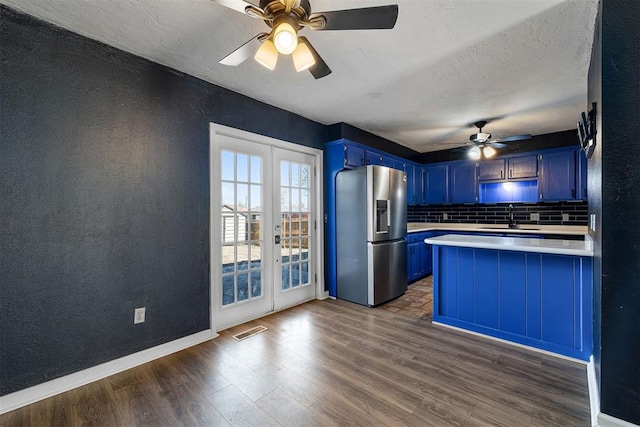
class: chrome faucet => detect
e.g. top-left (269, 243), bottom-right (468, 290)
top-left (508, 204), bottom-right (516, 229)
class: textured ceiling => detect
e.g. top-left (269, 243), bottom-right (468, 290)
top-left (2, 0), bottom-right (598, 153)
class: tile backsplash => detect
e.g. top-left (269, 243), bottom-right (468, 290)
top-left (407, 201), bottom-right (588, 226)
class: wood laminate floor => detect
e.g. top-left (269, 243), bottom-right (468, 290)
top-left (1, 298), bottom-right (590, 426)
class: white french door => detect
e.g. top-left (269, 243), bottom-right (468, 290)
top-left (210, 125), bottom-right (321, 330)
top-left (273, 148), bottom-right (316, 310)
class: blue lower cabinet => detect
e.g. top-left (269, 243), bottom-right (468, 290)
top-left (432, 245), bottom-right (593, 361)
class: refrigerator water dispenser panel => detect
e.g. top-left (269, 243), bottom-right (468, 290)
top-left (376, 199), bottom-right (390, 234)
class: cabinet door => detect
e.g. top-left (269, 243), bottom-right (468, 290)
top-left (404, 163), bottom-right (418, 206)
top-left (424, 164), bottom-right (449, 204)
top-left (344, 144), bottom-right (365, 168)
top-left (507, 155), bottom-right (538, 179)
top-left (478, 158), bottom-right (505, 181)
top-left (407, 242), bottom-right (420, 282)
top-left (539, 150), bottom-right (576, 201)
top-left (418, 238), bottom-right (432, 278)
top-left (365, 150), bottom-right (383, 166)
top-left (449, 161), bottom-right (478, 203)
top-left (365, 150), bottom-right (394, 168)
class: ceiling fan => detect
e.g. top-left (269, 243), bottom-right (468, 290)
top-left (465, 120), bottom-right (531, 159)
top-left (213, 0), bottom-right (399, 79)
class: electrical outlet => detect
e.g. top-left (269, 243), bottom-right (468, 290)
top-left (530, 213), bottom-right (540, 221)
top-left (562, 213), bottom-right (570, 222)
top-left (442, 213), bottom-right (448, 220)
top-left (134, 307), bottom-right (145, 324)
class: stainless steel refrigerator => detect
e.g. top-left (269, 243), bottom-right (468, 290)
top-left (335, 165), bottom-right (407, 306)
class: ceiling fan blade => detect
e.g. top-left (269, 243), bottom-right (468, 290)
top-left (212, 0), bottom-right (261, 16)
top-left (298, 37), bottom-right (332, 79)
top-left (219, 33), bottom-right (267, 66)
top-left (496, 134), bottom-right (532, 143)
top-left (310, 5), bottom-right (398, 31)
top-left (488, 141), bottom-right (507, 148)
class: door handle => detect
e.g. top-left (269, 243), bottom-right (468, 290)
top-left (274, 235), bottom-right (281, 244)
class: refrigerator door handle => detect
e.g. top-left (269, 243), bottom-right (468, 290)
top-left (387, 199), bottom-right (391, 227)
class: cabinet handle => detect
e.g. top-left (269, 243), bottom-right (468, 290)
top-left (509, 169), bottom-right (512, 178)
top-left (539, 194), bottom-right (543, 200)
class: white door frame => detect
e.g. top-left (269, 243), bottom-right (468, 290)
top-left (209, 123), bottom-right (325, 332)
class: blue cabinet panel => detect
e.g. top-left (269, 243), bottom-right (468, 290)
top-left (507, 155), bottom-right (538, 179)
top-left (365, 150), bottom-right (394, 167)
top-left (457, 248), bottom-right (475, 323)
top-left (499, 252), bottom-right (527, 335)
top-left (540, 254), bottom-right (575, 348)
top-left (449, 161), bottom-right (478, 203)
top-left (473, 249), bottom-right (499, 328)
top-left (407, 242), bottom-right (421, 282)
top-left (539, 150), bottom-right (576, 201)
top-left (424, 164), bottom-right (449, 204)
top-left (344, 144), bottom-right (365, 168)
top-left (440, 247), bottom-right (458, 317)
top-left (525, 254), bottom-right (542, 340)
top-left (478, 158), bottom-right (505, 181)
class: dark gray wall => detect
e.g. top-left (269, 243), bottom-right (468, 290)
top-left (0, 5), bottom-right (326, 396)
top-left (587, 0), bottom-right (603, 397)
top-left (591, 0), bottom-right (640, 424)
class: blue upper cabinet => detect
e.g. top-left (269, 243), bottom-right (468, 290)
top-left (366, 150), bottom-right (394, 168)
top-left (539, 149), bottom-right (577, 201)
top-left (478, 158), bottom-right (505, 181)
top-left (449, 161), bottom-right (478, 203)
top-left (424, 163), bottom-right (449, 204)
top-left (344, 144), bottom-right (365, 168)
top-left (479, 155), bottom-right (537, 181)
top-left (395, 160), bottom-right (419, 205)
top-left (507, 155), bottom-right (538, 179)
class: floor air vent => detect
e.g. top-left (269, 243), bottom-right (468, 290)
top-left (232, 325), bottom-right (268, 341)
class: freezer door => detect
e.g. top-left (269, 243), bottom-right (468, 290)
top-left (389, 168), bottom-right (408, 240)
top-left (367, 240), bottom-right (407, 306)
top-left (367, 166), bottom-right (392, 242)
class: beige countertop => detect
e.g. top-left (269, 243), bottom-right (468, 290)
top-left (408, 222), bottom-right (588, 236)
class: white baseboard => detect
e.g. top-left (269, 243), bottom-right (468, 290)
top-left (0, 329), bottom-right (216, 415)
top-left (587, 355), bottom-right (600, 426)
top-left (598, 413), bottom-right (640, 427)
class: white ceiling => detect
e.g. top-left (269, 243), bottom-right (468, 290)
top-left (2, 0), bottom-right (598, 153)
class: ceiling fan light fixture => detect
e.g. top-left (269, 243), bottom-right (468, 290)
top-left (254, 38), bottom-right (278, 70)
top-left (273, 21), bottom-right (298, 55)
top-left (483, 146), bottom-right (497, 158)
top-left (468, 146), bottom-right (481, 160)
top-left (292, 42), bottom-right (315, 72)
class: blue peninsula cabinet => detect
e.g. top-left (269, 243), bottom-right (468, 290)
top-left (425, 234), bottom-right (593, 361)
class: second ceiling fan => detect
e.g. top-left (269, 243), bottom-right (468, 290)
top-left (465, 120), bottom-right (531, 159)
top-left (214, 0), bottom-right (399, 78)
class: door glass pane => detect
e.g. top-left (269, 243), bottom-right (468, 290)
top-left (281, 265), bottom-right (290, 290)
top-left (222, 275), bottom-right (235, 305)
top-left (221, 150), bottom-right (264, 307)
top-left (237, 154), bottom-right (248, 182)
top-left (250, 156), bottom-right (261, 184)
top-left (250, 271), bottom-right (262, 298)
top-left (237, 273), bottom-right (249, 302)
top-left (281, 162), bottom-right (289, 186)
top-left (222, 151), bottom-right (234, 181)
